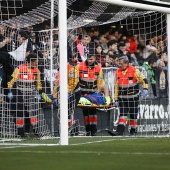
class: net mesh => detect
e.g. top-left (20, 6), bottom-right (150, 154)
top-left (0, 0), bottom-right (23, 21)
top-left (1, 0), bottom-right (151, 29)
top-left (0, 1), bottom-right (169, 143)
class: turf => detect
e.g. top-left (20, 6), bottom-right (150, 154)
top-left (0, 137), bottom-right (170, 170)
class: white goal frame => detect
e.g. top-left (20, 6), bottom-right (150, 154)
top-left (58, 0), bottom-right (68, 145)
top-left (59, 0), bottom-right (170, 145)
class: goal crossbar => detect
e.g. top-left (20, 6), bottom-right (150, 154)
top-left (94, 0), bottom-right (170, 13)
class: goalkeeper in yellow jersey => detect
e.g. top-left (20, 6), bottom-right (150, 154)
top-left (52, 52), bottom-right (81, 106)
top-left (107, 55), bottom-right (148, 137)
top-left (50, 53), bottom-right (81, 135)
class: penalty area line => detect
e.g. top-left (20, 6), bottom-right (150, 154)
top-left (70, 137), bottom-right (137, 146)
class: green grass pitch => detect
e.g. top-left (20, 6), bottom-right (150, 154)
top-left (0, 137), bottom-right (170, 170)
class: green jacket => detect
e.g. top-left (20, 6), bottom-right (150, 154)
top-left (142, 63), bottom-right (156, 84)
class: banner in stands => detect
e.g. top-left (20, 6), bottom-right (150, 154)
top-left (137, 98), bottom-right (169, 134)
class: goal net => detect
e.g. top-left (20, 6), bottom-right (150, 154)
top-left (0, 0), bottom-right (169, 145)
top-left (119, 12), bottom-right (169, 136)
top-left (0, 0), bottom-right (23, 21)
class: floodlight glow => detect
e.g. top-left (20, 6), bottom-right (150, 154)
top-left (83, 19), bottom-right (95, 23)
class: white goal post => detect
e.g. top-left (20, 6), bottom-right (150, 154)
top-left (59, 0), bottom-right (170, 145)
top-left (58, 0), bottom-right (68, 145)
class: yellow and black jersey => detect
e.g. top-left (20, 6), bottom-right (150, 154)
top-left (53, 62), bottom-right (79, 99)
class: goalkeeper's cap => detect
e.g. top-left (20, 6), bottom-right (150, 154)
top-left (118, 55), bottom-right (129, 63)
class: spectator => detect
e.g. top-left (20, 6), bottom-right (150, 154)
top-left (99, 34), bottom-right (109, 53)
top-left (30, 39), bottom-right (46, 93)
top-left (0, 25), bottom-right (13, 94)
top-left (107, 40), bottom-right (118, 55)
top-left (53, 29), bottom-right (58, 42)
top-left (77, 34), bottom-right (90, 62)
top-left (145, 53), bottom-right (158, 64)
top-left (137, 32), bottom-right (146, 52)
top-left (155, 53), bottom-right (168, 97)
top-left (127, 33), bottom-right (138, 54)
top-left (156, 52), bottom-right (168, 69)
top-left (113, 30), bottom-right (119, 40)
top-left (105, 54), bottom-right (119, 67)
top-left (162, 34), bottom-right (167, 53)
top-left (151, 34), bottom-right (158, 47)
top-left (0, 25), bottom-right (11, 52)
top-left (118, 43), bottom-right (127, 56)
top-left (17, 30), bottom-right (28, 46)
top-left (112, 54), bottom-right (119, 67)
top-left (120, 35), bottom-right (127, 42)
top-left (91, 36), bottom-right (100, 45)
top-left (127, 34), bottom-right (138, 65)
top-left (107, 50), bottom-right (114, 56)
top-left (108, 34), bottom-right (117, 41)
top-left (133, 33), bottom-right (144, 65)
top-left (124, 39), bottom-right (134, 63)
top-left (157, 60), bottom-right (165, 69)
top-left (25, 26), bottom-right (34, 36)
top-left (105, 54), bottom-right (114, 67)
top-left (14, 30), bottom-right (30, 62)
top-left (29, 34), bottom-right (41, 54)
top-left (87, 27), bottom-right (99, 38)
top-left (143, 58), bottom-right (157, 97)
top-left (105, 54), bottom-right (110, 67)
top-left (118, 31), bottom-right (123, 41)
top-left (67, 29), bottom-right (79, 58)
top-left (157, 40), bottom-right (165, 55)
top-left (142, 39), bottom-right (158, 59)
top-left (95, 44), bottom-right (106, 67)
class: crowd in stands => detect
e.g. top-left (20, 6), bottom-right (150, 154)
top-left (0, 24), bottom-right (168, 98)
top-left (72, 27), bottom-right (168, 68)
